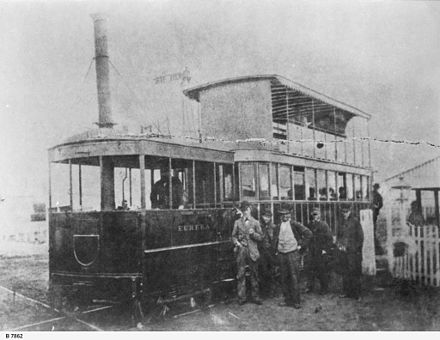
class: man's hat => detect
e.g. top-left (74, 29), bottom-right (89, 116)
top-left (278, 203), bottom-right (292, 215)
top-left (278, 208), bottom-right (291, 215)
top-left (340, 203), bottom-right (352, 211)
top-left (373, 183), bottom-right (380, 189)
top-left (240, 200), bottom-right (251, 211)
top-left (311, 207), bottom-right (320, 215)
top-left (262, 210), bottom-right (272, 217)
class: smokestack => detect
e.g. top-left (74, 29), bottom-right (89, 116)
top-left (91, 13), bottom-right (115, 128)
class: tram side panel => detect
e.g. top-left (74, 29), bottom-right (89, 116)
top-left (49, 211), bottom-right (141, 274)
top-left (142, 209), bottom-right (235, 301)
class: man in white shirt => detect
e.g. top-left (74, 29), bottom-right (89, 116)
top-left (274, 208), bottom-right (312, 309)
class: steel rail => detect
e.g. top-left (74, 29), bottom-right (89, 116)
top-left (0, 284), bottom-right (112, 331)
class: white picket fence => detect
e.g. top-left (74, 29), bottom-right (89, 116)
top-left (391, 224), bottom-right (440, 287)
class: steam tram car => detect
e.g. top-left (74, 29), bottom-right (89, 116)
top-left (48, 16), bottom-right (373, 313)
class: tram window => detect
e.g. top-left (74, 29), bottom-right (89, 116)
top-left (317, 170), bottom-right (327, 201)
top-left (50, 162), bottom-right (71, 211)
top-left (336, 136), bottom-right (345, 163)
top-left (302, 126), bottom-right (314, 158)
top-left (315, 130), bottom-right (325, 159)
top-left (327, 171), bottom-right (337, 201)
top-left (259, 163), bottom-right (270, 200)
top-left (172, 159), bottom-right (194, 208)
top-left (327, 133), bottom-right (336, 161)
top-left (294, 167), bottom-right (306, 200)
top-left (354, 175), bottom-right (362, 201)
top-left (362, 176), bottom-right (369, 200)
top-left (271, 163), bottom-right (279, 200)
top-left (346, 173), bottom-right (354, 200)
top-left (79, 164), bottom-right (100, 211)
top-left (337, 172), bottom-right (347, 200)
top-left (279, 165), bottom-right (292, 200)
top-left (305, 168), bottom-right (317, 200)
top-left (216, 164), bottom-right (234, 202)
top-left (290, 124), bottom-right (303, 155)
top-left (240, 163), bottom-right (256, 200)
top-left (112, 155), bottom-right (142, 210)
top-left (224, 164), bottom-right (233, 201)
top-left (345, 120), bottom-right (355, 165)
top-left (115, 167), bottom-right (141, 210)
top-left (195, 161), bottom-right (215, 207)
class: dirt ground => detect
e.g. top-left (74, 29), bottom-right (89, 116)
top-left (1, 251), bottom-right (440, 331)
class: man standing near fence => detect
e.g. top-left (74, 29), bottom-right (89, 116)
top-left (337, 204), bottom-right (364, 300)
top-left (372, 183), bottom-right (383, 253)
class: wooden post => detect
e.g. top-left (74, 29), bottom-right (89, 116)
top-left (311, 99), bottom-right (316, 158)
top-left (129, 168), bottom-right (133, 207)
top-left (429, 225), bottom-right (434, 285)
top-left (69, 160), bottom-right (73, 210)
top-left (367, 121), bottom-right (372, 168)
top-left (100, 156), bottom-right (115, 211)
top-left (333, 108), bottom-right (338, 162)
top-left (269, 162), bottom-right (273, 217)
top-left (213, 163), bottom-right (217, 207)
top-left (192, 160), bottom-right (196, 208)
top-left (48, 161), bottom-right (52, 210)
top-left (435, 225), bottom-right (440, 286)
top-left (434, 189), bottom-right (440, 228)
top-left (290, 165), bottom-right (295, 200)
top-left (286, 87), bottom-right (290, 153)
top-left (417, 226), bottom-right (422, 284)
top-left (139, 155), bottom-right (146, 209)
top-left (78, 164), bottom-right (82, 209)
top-left (352, 121), bottom-right (356, 165)
top-left (218, 165), bottom-right (224, 208)
top-left (386, 203), bottom-right (394, 273)
top-left (168, 157), bottom-right (172, 209)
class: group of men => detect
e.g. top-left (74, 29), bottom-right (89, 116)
top-left (231, 201), bottom-right (364, 308)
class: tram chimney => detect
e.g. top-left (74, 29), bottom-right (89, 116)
top-left (91, 13), bottom-right (115, 128)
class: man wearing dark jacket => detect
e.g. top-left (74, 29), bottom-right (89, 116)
top-left (232, 201), bottom-right (264, 305)
top-left (274, 208), bottom-right (312, 309)
top-left (372, 183), bottom-right (383, 252)
top-left (305, 208), bottom-right (333, 294)
top-left (337, 204), bottom-right (364, 300)
top-left (258, 210), bottom-right (277, 297)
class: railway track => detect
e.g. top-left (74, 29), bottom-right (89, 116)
top-left (0, 284), bottom-right (217, 331)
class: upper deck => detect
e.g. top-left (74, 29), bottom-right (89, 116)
top-left (184, 74), bottom-right (372, 169)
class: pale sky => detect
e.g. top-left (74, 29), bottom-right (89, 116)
top-left (1, 0), bottom-right (440, 202)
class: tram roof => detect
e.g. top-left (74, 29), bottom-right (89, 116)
top-left (183, 74), bottom-right (371, 120)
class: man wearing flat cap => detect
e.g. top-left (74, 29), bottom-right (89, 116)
top-left (274, 207), bottom-right (312, 309)
top-left (258, 210), bottom-right (278, 297)
top-left (336, 204), bottom-right (364, 300)
top-left (232, 201), bottom-right (264, 305)
top-left (305, 207), bottom-right (333, 295)
top-left (372, 183), bottom-right (383, 252)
